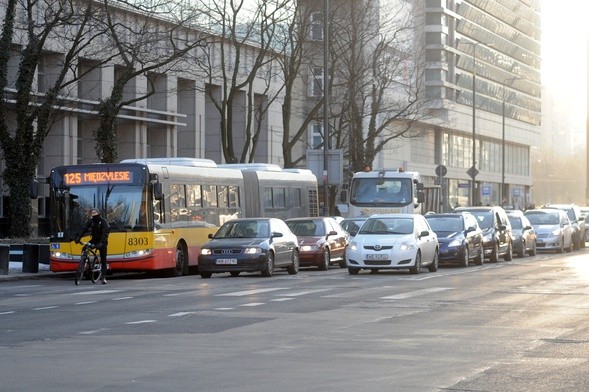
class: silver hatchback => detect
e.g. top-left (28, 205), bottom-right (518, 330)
top-left (524, 209), bottom-right (573, 253)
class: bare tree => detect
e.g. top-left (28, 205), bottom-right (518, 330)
top-left (94, 0), bottom-right (206, 162)
top-left (0, 0), bottom-right (102, 237)
top-left (194, 0), bottom-right (292, 164)
top-left (328, 1), bottom-right (430, 172)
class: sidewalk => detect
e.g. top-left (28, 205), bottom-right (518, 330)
top-left (0, 262), bottom-right (68, 282)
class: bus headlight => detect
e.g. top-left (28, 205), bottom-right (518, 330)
top-left (124, 249), bottom-right (154, 258)
top-left (51, 251), bottom-right (75, 260)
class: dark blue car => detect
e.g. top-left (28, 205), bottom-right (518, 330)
top-left (425, 212), bottom-right (484, 267)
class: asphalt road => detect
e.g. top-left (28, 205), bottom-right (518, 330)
top-left (2, 250), bottom-right (589, 392)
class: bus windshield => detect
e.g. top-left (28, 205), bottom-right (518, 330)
top-left (50, 183), bottom-right (150, 239)
top-left (350, 177), bottom-right (413, 206)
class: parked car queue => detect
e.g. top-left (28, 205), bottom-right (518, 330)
top-left (196, 204), bottom-right (586, 278)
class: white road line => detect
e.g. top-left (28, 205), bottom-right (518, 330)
top-left (125, 320), bottom-right (157, 325)
top-left (217, 288), bottom-right (288, 297)
top-left (112, 297), bottom-right (133, 301)
top-left (75, 301), bottom-right (98, 305)
top-left (214, 307), bottom-right (235, 311)
top-left (168, 312), bottom-right (195, 317)
top-left (33, 306), bottom-right (58, 311)
top-left (0, 311), bottom-right (15, 315)
top-left (70, 290), bottom-right (122, 295)
top-left (271, 298), bottom-right (294, 302)
top-left (239, 303), bottom-right (265, 307)
top-left (277, 289), bottom-right (332, 297)
top-left (380, 287), bottom-right (453, 300)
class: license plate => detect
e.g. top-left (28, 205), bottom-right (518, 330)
top-left (366, 253), bottom-right (388, 260)
top-left (216, 258), bottom-right (238, 265)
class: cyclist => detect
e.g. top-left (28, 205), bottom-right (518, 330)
top-left (75, 208), bottom-right (110, 284)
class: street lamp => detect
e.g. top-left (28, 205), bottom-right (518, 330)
top-left (468, 42), bottom-right (484, 206)
top-left (501, 76), bottom-right (521, 205)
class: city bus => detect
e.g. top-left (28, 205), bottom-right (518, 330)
top-left (48, 159), bottom-right (318, 277)
top-left (340, 169), bottom-right (426, 218)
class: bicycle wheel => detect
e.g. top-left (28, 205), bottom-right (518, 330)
top-left (90, 255), bottom-right (102, 283)
top-left (75, 256), bottom-right (86, 286)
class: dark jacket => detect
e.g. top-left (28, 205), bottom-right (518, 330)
top-left (77, 216), bottom-right (110, 246)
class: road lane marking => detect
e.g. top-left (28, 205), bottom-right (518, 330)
top-left (33, 306), bottom-right (58, 311)
top-left (70, 290), bottom-right (122, 295)
top-left (0, 311), bottom-right (15, 315)
top-left (112, 297), bottom-right (133, 301)
top-left (217, 288), bottom-right (288, 297)
top-left (239, 303), bottom-right (265, 307)
top-left (214, 307), bottom-right (235, 311)
top-left (126, 320), bottom-right (157, 325)
top-left (168, 312), bottom-right (196, 317)
top-left (380, 287), bottom-right (453, 300)
top-left (277, 289), bottom-right (332, 297)
top-left (75, 301), bottom-right (98, 305)
top-left (271, 298), bottom-right (294, 302)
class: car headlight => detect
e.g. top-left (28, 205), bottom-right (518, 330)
top-left (550, 229), bottom-right (561, 237)
top-left (349, 242), bottom-right (358, 251)
top-left (483, 233), bottom-right (493, 242)
top-left (301, 245), bottom-right (319, 252)
top-left (200, 248), bottom-right (212, 255)
top-left (448, 239), bottom-right (461, 247)
top-left (399, 241), bottom-right (416, 251)
top-left (244, 247), bottom-right (262, 254)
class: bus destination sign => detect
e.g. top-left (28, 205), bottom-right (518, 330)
top-left (63, 170), bottom-right (134, 185)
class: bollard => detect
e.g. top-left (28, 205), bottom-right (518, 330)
top-left (22, 243), bottom-right (40, 273)
top-left (38, 244), bottom-right (50, 265)
top-left (0, 245), bottom-right (9, 275)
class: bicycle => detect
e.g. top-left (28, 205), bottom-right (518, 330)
top-left (75, 242), bottom-right (102, 285)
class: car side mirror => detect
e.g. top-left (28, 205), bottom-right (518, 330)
top-left (208, 233), bottom-right (213, 239)
top-left (499, 224), bottom-right (506, 231)
top-left (271, 231), bottom-right (283, 238)
top-left (326, 230), bottom-right (337, 238)
top-left (465, 227), bottom-right (474, 233)
top-left (419, 230), bottom-right (429, 238)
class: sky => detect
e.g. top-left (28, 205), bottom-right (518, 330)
top-left (541, 0), bottom-right (589, 128)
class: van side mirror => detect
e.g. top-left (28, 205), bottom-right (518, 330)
top-left (153, 181), bottom-right (163, 201)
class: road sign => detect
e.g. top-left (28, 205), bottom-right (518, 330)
top-left (435, 164), bottom-right (447, 177)
top-left (467, 166), bottom-right (479, 180)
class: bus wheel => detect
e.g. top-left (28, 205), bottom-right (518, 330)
top-left (171, 243), bottom-right (187, 277)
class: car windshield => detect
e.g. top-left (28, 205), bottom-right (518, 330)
top-left (359, 217), bottom-right (413, 235)
top-left (469, 211), bottom-right (493, 229)
top-left (426, 217), bottom-right (464, 232)
top-left (287, 220), bottom-right (324, 236)
top-left (508, 216), bottom-right (523, 229)
top-left (525, 212), bottom-right (559, 225)
top-left (215, 220), bottom-right (269, 238)
top-left (341, 220), bottom-right (364, 235)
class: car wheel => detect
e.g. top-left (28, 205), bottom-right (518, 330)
top-left (348, 267), bottom-right (360, 275)
top-left (428, 250), bottom-right (439, 272)
top-left (557, 237), bottom-right (564, 253)
top-left (490, 243), bottom-right (499, 263)
top-left (573, 234), bottom-right (580, 250)
top-left (261, 252), bottom-right (274, 277)
top-left (318, 248), bottom-right (330, 271)
top-left (171, 243), bottom-right (187, 277)
top-left (517, 240), bottom-right (525, 258)
top-left (474, 246), bottom-right (484, 266)
top-left (410, 251), bottom-right (422, 274)
top-left (230, 271), bottom-right (240, 277)
top-left (528, 241), bottom-right (537, 256)
top-left (370, 268), bottom-right (379, 274)
top-left (286, 249), bottom-right (299, 275)
top-left (503, 241), bottom-right (513, 261)
top-left (459, 246), bottom-right (469, 268)
top-left (339, 249), bottom-right (346, 268)
top-left (200, 271), bottom-right (212, 279)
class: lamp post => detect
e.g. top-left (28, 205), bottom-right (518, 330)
top-left (468, 42), bottom-right (483, 206)
top-left (501, 76), bottom-right (521, 206)
top-left (322, 0), bottom-right (329, 216)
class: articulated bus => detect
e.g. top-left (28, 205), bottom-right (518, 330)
top-left (48, 159), bottom-right (318, 277)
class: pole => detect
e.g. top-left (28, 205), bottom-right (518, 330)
top-left (322, 0), bottom-right (329, 216)
top-left (501, 88), bottom-right (506, 205)
top-left (470, 42), bottom-right (480, 207)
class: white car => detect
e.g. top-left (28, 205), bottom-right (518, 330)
top-left (346, 214), bottom-right (439, 275)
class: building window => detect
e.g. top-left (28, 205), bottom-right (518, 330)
top-left (311, 123), bottom-right (324, 149)
top-left (311, 67), bottom-right (323, 97)
top-left (310, 12), bottom-right (323, 41)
